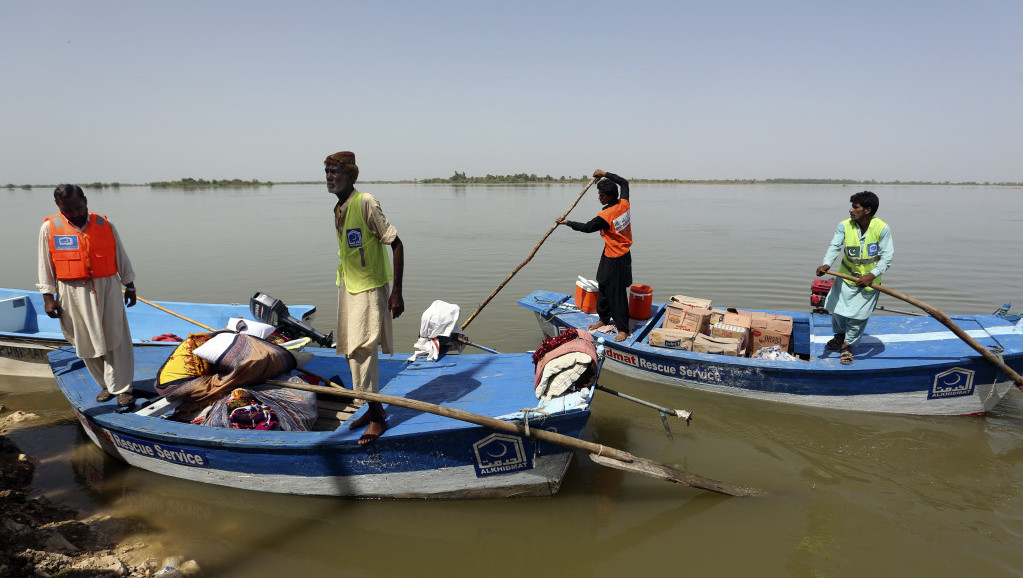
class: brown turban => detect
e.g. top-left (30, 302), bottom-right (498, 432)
top-left (324, 151), bottom-right (359, 180)
top-left (325, 151), bottom-right (355, 165)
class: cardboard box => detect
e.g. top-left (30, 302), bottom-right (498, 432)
top-left (679, 307), bottom-right (712, 334)
top-left (721, 312), bottom-right (751, 330)
top-left (750, 314), bottom-right (793, 354)
top-left (661, 303), bottom-right (688, 330)
top-left (669, 295), bottom-right (712, 311)
top-left (693, 334), bottom-right (742, 356)
top-left (648, 328), bottom-right (697, 350)
top-left (710, 322), bottom-right (749, 355)
top-left (709, 308), bottom-right (729, 325)
top-left (719, 312), bottom-right (752, 351)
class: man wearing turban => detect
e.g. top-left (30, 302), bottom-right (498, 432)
top-left (325, 151), bottom-right (405, 444)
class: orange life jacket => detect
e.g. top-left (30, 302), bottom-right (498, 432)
top-left (598, 199), bottom-right (632, 258)
top-left (45, 212), bottom-right (119, 281)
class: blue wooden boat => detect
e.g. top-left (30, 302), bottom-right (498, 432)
top-left (519, 290), bottom-right (1023, 416)
top-left (48, 345), bottom-right (594, 499)
top-left (0, 288), bottom-right (316, 378)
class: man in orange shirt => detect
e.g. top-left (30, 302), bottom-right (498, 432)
top-left (556, 169), bottom-right (633, 341)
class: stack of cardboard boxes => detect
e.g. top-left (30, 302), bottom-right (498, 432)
top-left (648, 295), bottom-right (793, 357)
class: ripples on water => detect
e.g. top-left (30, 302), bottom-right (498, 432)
top-left (3, 183), bottom-right (1023, 577)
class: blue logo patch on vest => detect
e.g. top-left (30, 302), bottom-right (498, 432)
top-left (345, 228), bottom-right (363, 249)
top-left (53, 235), bottom-right (79, 250)
top-left (866, 243), bottom-right (879, 257)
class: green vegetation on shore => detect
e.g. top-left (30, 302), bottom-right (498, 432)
top-left (149, 178), bottom-right (273, 188)
top-left (2, 178), bottom-right (273, 190)
top-left (4, 175), bottom-right (1021, 189)
top-left (3, 182), bottom-right (129, 190)
top-left (420, 172), bottom-right (583, 184)
top-left (417, 173), bottom-right (1023, 186)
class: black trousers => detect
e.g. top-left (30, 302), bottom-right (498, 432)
top-left (595, 251), bottom-right (632, 333)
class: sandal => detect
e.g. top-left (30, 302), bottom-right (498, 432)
top-left (840, 346), bottom-right (853, 365)
top-left (825, 333), bottom-right (846, 351)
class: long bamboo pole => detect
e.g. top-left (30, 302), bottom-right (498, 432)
top-left (826, 271), bottom-right (1023, 390)
top-left (460, 178), bottom-right (597, 331)
top-left (266, 377), bottom-right (749, 496)
top-left (129, 292), bottom-right (216, 332)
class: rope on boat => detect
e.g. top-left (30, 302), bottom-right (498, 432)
top-left (532, 295), bottom-right (576, 319)
top-left (516, 408), bottom-right (550, 439)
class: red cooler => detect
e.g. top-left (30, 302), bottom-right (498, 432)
top-left (628, 284), bottom-right (653, 320)
top-left (575, 280), bottom-right (598, 314)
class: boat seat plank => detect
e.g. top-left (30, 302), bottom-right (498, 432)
top-left (312, 397), bottom-right (361, 431)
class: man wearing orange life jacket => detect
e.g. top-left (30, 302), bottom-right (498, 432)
top-left (37, 184), bottom-right (138, 406)
top-left (556, 169), bottom-right (633, 342)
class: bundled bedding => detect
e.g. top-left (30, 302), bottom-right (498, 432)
top-left (531, 329), bottom-right (598, 400)
top-left (155, 330), bottom-right (317, 431)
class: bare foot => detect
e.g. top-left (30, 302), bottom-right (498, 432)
top-left (587, 321), bottom-right (607, 331)
top-left (358, 421), bottom-right (387, 445)
top-left (348, 409), bottom-right (387, 430)
top-left (614, 331), bottom-right (629, 342)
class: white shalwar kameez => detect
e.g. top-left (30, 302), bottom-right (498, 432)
top-left (37, 219), bottom-right (136, 395)
top-left (333, 192), bottom-right (398, 395)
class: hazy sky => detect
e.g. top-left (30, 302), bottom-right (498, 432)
top-left (2, 1), bottom-right (1020, 184)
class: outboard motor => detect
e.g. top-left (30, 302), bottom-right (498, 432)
top-left (250, 292), bottom-right (334, 346)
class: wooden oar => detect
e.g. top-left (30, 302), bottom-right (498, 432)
top-left (460, 178), bottom-right (597, 331)
top-left (127, 292), bottom-right (216, 332)
top-left (266, 377), bottom-right (750, 496)
top-left (826, 271), bottom-right (1023, 391)
top-left (453, 336), bottom-right (693, 428)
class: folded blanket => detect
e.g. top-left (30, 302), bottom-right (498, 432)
top-left (533, 329), bottom-right (598, 400)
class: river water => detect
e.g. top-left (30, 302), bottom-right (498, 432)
top-left (3, 183), bottom-right (1023, 577)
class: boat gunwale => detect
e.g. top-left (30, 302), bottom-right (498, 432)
top-left (51, 346), bottom-right (594, 453)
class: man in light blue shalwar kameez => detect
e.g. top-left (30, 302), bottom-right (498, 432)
top-left (815, 191), bottom-right (894, 363)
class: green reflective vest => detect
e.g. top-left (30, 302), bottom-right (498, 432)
top-left (336, 191), bottom-right (393, 293)
top-left (838, 217), bottom-right (887, 292)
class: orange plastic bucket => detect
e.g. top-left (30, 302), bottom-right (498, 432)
top-left (628, 284), bottom-right (653, 320)
top-left (575, 281), bottom-right (598, 314)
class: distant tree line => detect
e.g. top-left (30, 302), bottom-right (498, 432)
top-left (416, 173), bottom-right (1023, 186)
top-left (2, 182), bottom-right (124, 190)
top-left (149, 178), bottom-right (273, 188)
top-left (420, 172), bottom-right (586, 184)
top-left (5, 176), bottom-right (1021, 189)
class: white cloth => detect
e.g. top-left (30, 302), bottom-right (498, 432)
top-left (409, 300), bottom-right (464, 361)
top-left (81, 336), bottom-right (134, 395)
top-left (750, 345), bottom-right (798, 361)
top-left (226, 317), bottom-right (275, 339)
top-left (193, 332), bottom-right (238, 363)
